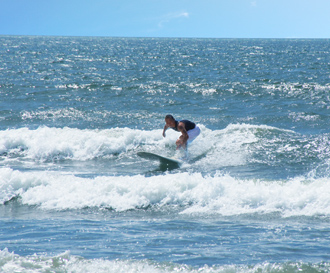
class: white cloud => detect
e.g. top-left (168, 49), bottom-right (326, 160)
top-left (158, 12), bottom-right (189, 28)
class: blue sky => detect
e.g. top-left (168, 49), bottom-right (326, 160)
top-left (1, 0), bottom-right (330, 38)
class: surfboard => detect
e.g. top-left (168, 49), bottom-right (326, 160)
top-left (137, 152), bottom-right (182, 170)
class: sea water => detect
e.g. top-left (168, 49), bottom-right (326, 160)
top-left (1, 36), bottom-right (330, 272)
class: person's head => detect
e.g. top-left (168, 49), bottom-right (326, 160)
top-left (165, 114), bottom-right (176, 127)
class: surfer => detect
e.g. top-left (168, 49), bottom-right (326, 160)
top-left (162, 115), bottom-right (200, 150)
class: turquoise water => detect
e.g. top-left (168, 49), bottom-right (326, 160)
top-left (1, 36), bottom-right (330, 272)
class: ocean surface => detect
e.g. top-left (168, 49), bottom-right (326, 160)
top-left (1, 36), bottom-right (330, 272)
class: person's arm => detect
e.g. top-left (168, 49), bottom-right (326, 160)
top-left (176, 122), bottom-right (189, 149)
top-left (162, 124), bottom-right (169, 137)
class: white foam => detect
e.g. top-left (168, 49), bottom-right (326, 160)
top-left (1, 124), bottom-right (329, 217)
top-left (0, 248), bottom-right (328, 273)
top-left (181, 174), bottom-right (330, 217)
top-left (0, 126), bottom-right (166, 161)
top-left (0, 249), bottom-right (181, 273)
top-left (192, 123), bottom-right (294, 169)
top-left (0, 124), bottom-right (294, 168)
top-left (1, 168), bottom-right (330, 217)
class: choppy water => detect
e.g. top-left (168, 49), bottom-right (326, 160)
top-left (1, 36), bottom-right (330, 272)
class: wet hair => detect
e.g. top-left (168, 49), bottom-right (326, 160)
top-left (165, 114), bottom-right (175, 120)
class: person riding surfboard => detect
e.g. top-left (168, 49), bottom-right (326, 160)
top-left (162, 115), bottom-right (200, 150)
